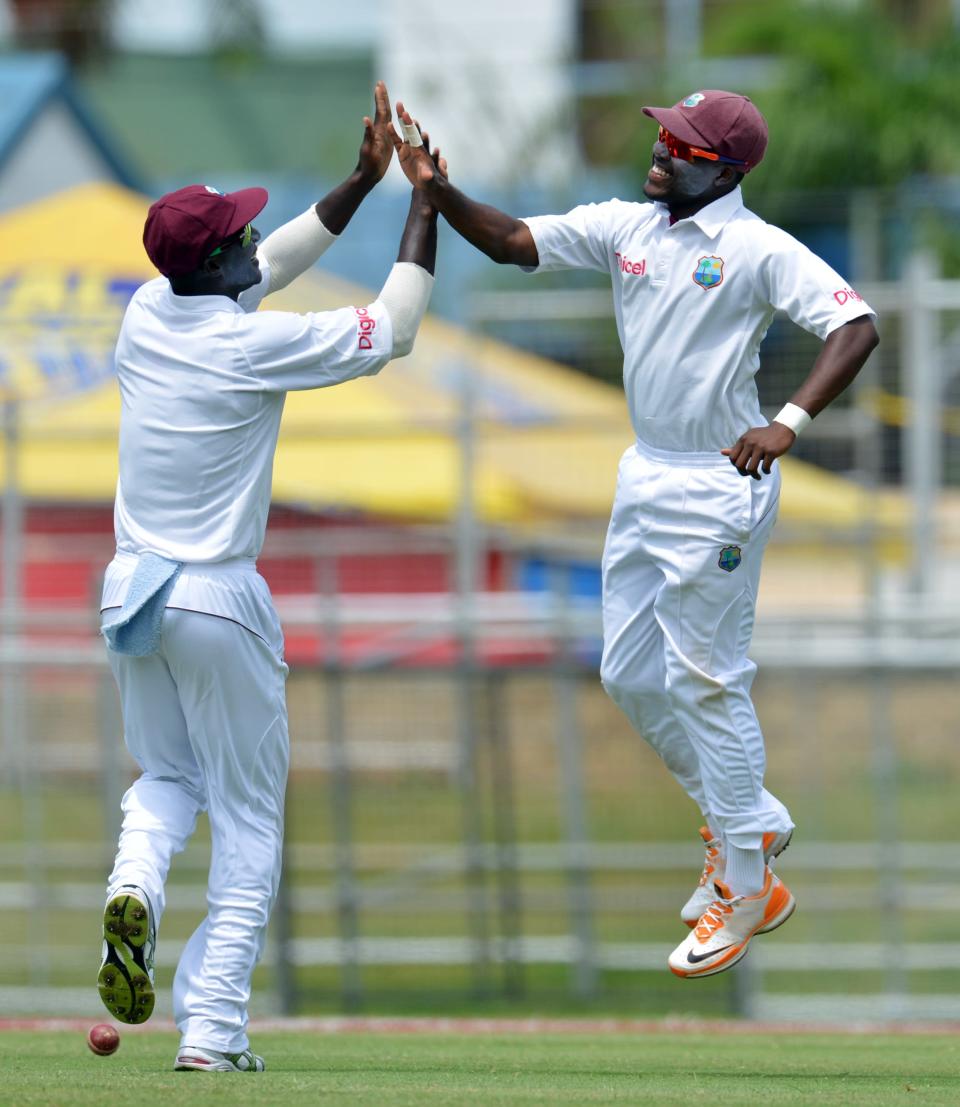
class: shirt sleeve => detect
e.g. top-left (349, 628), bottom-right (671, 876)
top-left (755, 226), bottom-right (876, 339)
top-left (233, 300), bottom-right (394, 392)
top-left (520, 201), bottom-right (619, 274)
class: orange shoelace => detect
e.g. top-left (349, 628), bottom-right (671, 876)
top-left (694, 898), bottom-right (733, 942)
top-left (697, 833), bottom-right (721, 888)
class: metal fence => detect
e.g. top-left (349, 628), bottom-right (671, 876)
top-left (2, 254), bottom-right (960, 1022)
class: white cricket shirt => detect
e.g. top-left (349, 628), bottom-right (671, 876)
top-left (111, 265), bottom-right (392, 563)
top-left (522, 186), bottom-right (875, 454)
top-left (101, 264), bottom-right (393, 636)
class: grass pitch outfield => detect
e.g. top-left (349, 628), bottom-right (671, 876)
top-left (2, 1020), bottom-right (959, 1107)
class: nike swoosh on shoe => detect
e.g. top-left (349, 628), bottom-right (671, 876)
top-left (687, 944), bottom-right (734, 964)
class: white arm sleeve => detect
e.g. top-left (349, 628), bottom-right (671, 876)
top-left (373, 262), bottom-right (434, 358)
top-left (257, 207), bottom-right (338, 294)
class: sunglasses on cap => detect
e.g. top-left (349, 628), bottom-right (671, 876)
top-left (658, 126), bottom-right (748, 168)
top-left (208, 222), bottom-right (253, 258)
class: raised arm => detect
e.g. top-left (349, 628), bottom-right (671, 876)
top-left (372, 130), bottom-right (444, 359)
top-left (258, 81), bottom-right (395, 292)
top-left (722, 315), bottom-right (880, 479)
top-left (389, 102), bottom-right (538, 268)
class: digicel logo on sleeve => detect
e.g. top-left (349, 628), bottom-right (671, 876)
top-left (355, 306), bottom-right (376, 349)
top-left (833, 288), bottom-right (864, 305)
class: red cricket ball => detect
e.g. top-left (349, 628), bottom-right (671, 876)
top-left (87, 1023), bottom-right (120, 1056)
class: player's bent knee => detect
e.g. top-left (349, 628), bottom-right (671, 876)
top-left (665, 664), bottom-right (741, 711)
top-left (599, 666), bottom-right (628, 705)
top-left (600, 655), bottom-right (665, 702)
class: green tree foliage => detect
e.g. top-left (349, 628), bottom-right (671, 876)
top-left (706, 0), bottom-right (960, 198)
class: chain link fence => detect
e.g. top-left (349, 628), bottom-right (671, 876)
top-left (2, 246), bottom-right (960, 1022)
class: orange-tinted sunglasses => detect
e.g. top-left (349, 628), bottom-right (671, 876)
top-left (658, 126), bottom-right (748, 168)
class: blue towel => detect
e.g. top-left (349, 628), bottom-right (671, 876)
top-left (101, 553), bottom-right (183, 657)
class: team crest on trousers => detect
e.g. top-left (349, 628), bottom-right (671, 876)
top-left (718, 545), bottom-right (742, 572)
top-left (693, 255), bottom-right (724, 290)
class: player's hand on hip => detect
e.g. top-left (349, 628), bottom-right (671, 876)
top-left (357, 80), bottom-right (395, 183)
top-left (388, 102), bottom-right (444, 189)
top-left (721, 423), bottom-right (796, 480)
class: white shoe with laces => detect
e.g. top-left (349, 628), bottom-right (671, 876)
top-left (174, 1046), bottom-right (266, 1072)
top-left (680, 825), bottom-right (793, 929)
top-left (669, 870), bottom-right (796, 979)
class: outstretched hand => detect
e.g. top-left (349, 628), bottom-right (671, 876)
top-left (388, 102), bottom-right (448, 188)
top-left (357, 80), bottom-right (395, 183)
top-left (418, 127), bottom-right (448, 186)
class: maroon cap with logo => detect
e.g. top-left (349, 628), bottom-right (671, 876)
top-left (642, 90), bottom-right (768, 170)
top-left (142, 184), bottom-right (269, 277)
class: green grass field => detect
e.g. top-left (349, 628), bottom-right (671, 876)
top-left (3, 1026), bottom-right (959, 1107)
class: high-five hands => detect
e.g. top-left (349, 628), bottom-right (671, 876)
top-left (357, 80), bottom-right (395, 184)
top-left (389, 102), bottom-right (448, 187)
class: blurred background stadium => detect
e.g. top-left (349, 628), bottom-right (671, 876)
top-left (1, 0), bottom-right (959, 1026)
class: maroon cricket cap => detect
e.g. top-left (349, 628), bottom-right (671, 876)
top-left (142, 184), bottom-right (269, 277)
top-left (642, 90), bottom-right (768, 170)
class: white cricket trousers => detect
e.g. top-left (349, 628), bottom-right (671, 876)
top-left (105, 603), bottom-right (289, 1053)
top-left (599, 441), bottom-right (793, 851)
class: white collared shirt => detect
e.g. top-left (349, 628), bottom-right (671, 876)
top-left (112, 264), bottom-right (393, 564)
top-left (522, 186), bottom-right (875, 454)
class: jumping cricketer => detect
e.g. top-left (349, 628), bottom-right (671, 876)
top-left (390, 90), bottom-right (879, 978)
top-left (97, 84), bottom-right (442, 1070)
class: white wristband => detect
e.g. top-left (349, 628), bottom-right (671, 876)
top-left (773, 402), bottom-right (812, 436)
top-left (400, 121), bottom-right (423, 147)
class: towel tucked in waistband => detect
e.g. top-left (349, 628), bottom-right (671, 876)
top-left (101, 552), bottom-right (183, 657)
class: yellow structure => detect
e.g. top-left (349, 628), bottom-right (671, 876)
top-left (0, 182), bottom-right (903, 533)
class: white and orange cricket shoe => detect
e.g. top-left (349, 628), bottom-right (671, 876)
top-left (680, 826), bottom-right (793, 929)
top-left (669, 871), bottom-right (796, 979)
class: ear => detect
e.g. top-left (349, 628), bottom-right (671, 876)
top-left (715, 165), bottom-right (738, 187)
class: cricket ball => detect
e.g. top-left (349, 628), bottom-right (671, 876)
top-left (87, 1023), bottom-right (120, 1056)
